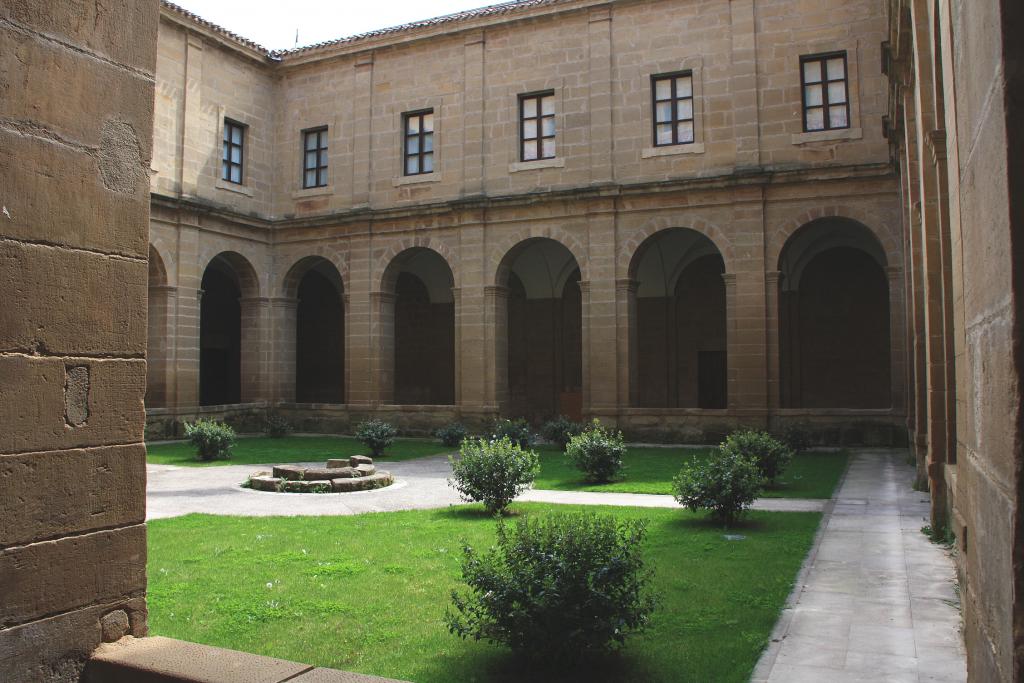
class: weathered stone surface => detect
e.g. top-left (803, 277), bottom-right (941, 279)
top-left (354, 464), bottom-right (376, 476)
top-left (272, 465), bottom-right (305, 480)
top-left (349, 455), bottom-right (374, 467)
top-left (100, 610), bottom-right (131, 643)
top-left (331, 472), bottom-right (394, 493)
top-left (302, 466), bottom-right (358, 480)
top-left (247, 475), bottom-right (281, 492)
top-left (0, 444), bottom-right (146, 547)
top-left (0, 525), bottom-right (146, 628)
top-left (280, 479), bottom-right (332, 493)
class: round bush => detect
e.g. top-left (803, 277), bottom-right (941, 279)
top-left (448, 512), bottom-right (657, 663)
top-left (672, 449), bottom-right (763, 525)
top-left (565, 420), bottom-right (626, 483)
top-left (489, 418), bottom-right (533, 449)
top-left (447, 437), bottom-right (539, 515)
top-left (540, 415), bottom-right (584, 450)
top-left (184, 419), bottom-right (236, 461)
top-left (355, 419), bottom-right (397, 457)
top-left (723, 429), bottom-right (793, 484)
top-left (434, 422), bottom-right (469, 448)
top-left (265, 414), bottom-right (293, 439)
top-left (778, 423), bottom-right (812, 455)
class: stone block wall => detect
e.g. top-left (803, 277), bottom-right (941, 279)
top-left (0, 1), bottom-right (158, 680)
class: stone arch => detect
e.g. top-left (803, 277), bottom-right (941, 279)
top-left (283, 256), bottom-right (346, 404)
top-left (619, 217), bottom-right (734, 279)
top-left (201, 250), bottom-right (261, 299)
top-left (374, 235), bottom-right (459, 293)
top-left (627, 228), bottom-right (728, 409)
top-left (776, 217), bottom-right (892, 409)
top-left (146, 244), bottom-right (170, 409)
top-left (490, 227), bottom-right (589, 287)
top-left (278, 247), bottom-right (348, 299)
top-left (767, 207), bottom-right (900, 275)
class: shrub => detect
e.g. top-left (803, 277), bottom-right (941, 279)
top-left (447, 437), bottom-right (540, 515)
top-left (184, 419), bottom-right (236, 461)
top-left (448, 512), bottom-right (657, 663)
top-left (723, 429), bottom-right (793, 484)
top-left (435, 422), bottom-right (469, 448)
top-left (778, 422), bottom-right (813, 455)
top-left (489, 418), bottom-right (533, 449)
top-left (540, 415), bottom-right (584, 450)
top-left (265, 414), bottom-right (293, 439)
top-left (355, 419), bottom-right (397, 457)
top-left (565, 420), bottom-right (626, 483)
top-left (672, 448), bottom-right (763, 526)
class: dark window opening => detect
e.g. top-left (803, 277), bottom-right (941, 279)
top-left (302, 127), bottom-right (328, 188)
top-left (519, 91), bottom-right (555, 162)
top-left (403, 110), bottom-right (434, 176)
top-left (800, 52), bottom-right (850, 132)
top-left (652, 71), bottom-right (695, 146)
top-left (222, 119), bottom-right (245, 184)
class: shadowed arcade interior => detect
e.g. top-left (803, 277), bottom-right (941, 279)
top-left (778, 218), bottom-right (891, 409)
top-left (631, 228), bottom-right (728, 409)
top-left (293, 258), bottom-right (345, 404)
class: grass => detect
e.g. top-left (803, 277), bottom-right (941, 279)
top-left (149, 504), bottom-right (820, 683)
top-left (534, 447), bottom-right (849, 499)
top-left (146, 435), bottom-right (451, 467)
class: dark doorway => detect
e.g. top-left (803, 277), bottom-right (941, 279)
top-left (295, 267), bottom-right (344, 403)
top-left (199, 258), bottom-right (242, 406)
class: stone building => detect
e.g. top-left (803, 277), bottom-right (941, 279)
top-left (146, 0), bottom-right (907, 443)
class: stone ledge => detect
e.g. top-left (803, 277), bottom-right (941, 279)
top-left (85, 635), bottom-right (408, 683)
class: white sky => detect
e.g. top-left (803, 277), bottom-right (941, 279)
top-left (171, 0), bottom-right (505, 51)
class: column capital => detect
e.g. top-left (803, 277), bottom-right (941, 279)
top-left (885, 265), bottom-right (903, 280)
top-left (370, 291), bottom-right (396, 304)
top-left (578, 279), bottom-right (592, 294)
top-left (483, 285), bottom-right (509, 299)
top-left (764, 270), bottom-right (783, 285)
top-left (721, 273), bottom-right (738, 287)
top-left (268, 296), bottom-right (299, 310)
top-left (615, 278), bottom-right (639, 294)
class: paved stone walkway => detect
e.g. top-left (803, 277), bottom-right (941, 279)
top-left (146, 454), bottom-right (824, 519)
top-left (752, 450), bottom-right (967, 683)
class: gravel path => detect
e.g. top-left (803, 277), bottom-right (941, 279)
top-left (147, 454), bottom-right (826, 519)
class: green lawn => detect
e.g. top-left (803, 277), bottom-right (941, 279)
top-left (534, 447), bottom-right (848, 499)
top-left (149, 505), bottom-right (820, 683)
top-left (146, 435), bottom-right (451, 467)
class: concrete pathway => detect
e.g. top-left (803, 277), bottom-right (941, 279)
top-left (146, 454), bottom-right (824, 519)
top-left (752, 450), bottom-right (967, 683)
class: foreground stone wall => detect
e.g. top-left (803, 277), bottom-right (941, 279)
top-left (0, 1), bottom-right (158, 680)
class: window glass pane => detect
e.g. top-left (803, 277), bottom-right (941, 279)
top-left (423, 132), bottom-right (433, 152)
top-left (406, 156), bottom-right (419, 175)
top-left (523, 119), bottom-right (538, 140)
top-left (675, 76), bottom-right (692, 98)
top-left (224, 126), bottom-right (231, 142)
top-left (231, 146), bottom-right (242, 164)
top-left (422, 152), bottom-right (433, 173)
top-left (654, 78), bottom-right (671, 100)
top-left (656, 123), bottom-right (673, 145)
top-left (231, 126), bottom-right (242, 145)
top-left (304, 170), bottom-right (316, 187)
top-left (523, 143), bottom-right (538, 161)
top-left (230, 165), bottom-right (242, 184)
top-left (222, 160), bottom-right (230, 179)
top-left (305, 133), bottom-right (317, 151)
top-left (541, 117), bottom-right (555, 136)
top-left (805, 84), bottom-right (823, 107)
top-left (802, 60), bottom-right (822, 84)
top-left (541, 137), bottom-right (555, 158)
top-left (407, 135), bottom-right (419, 154)
top-left (321, 168), bottom-right (328, 185)
top-left (826, 57), bottom-right (845, 81)
top-left (829, 105), bottom-right (849, 128)
top-left (677, 99), bottom-right (693, 121)
top-left (541, 95), bottom-right (555, 116)
top-left (677, 120), bottom-right (694, 143)
top-left (423, 113), bottom-right (434, 133)
top-left (805, 107), bottom-right (825, 131)
top-left (655, 101), bottom-right (673, 123)
top-left (305, 150), bottom-right (318, 169)
top-left (522, 98), bottom-right (537, 118)
top-left (828, 81), bottom-right (847, 104)
top-left (223, 141), bottom-right (230, 161)
top-left (406, 116), bottom-right (420, 134)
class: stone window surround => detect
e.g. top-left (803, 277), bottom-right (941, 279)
top-left (507, 76), bottom-right (567, 173)
top-left (390, 96), bottom-right (444, 186)
top-left (640, 56), bottom-right (706, 159)
top-left (791, 39), bottom-right (864, 146)
top-left (292, 115), bottom-right (340, 199)
top-left (215, 106), bottom-right (254, 197)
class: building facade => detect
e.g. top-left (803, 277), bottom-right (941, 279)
top-left (148, 0), bottom-right (907, 443)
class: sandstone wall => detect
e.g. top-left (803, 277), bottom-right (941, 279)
top-left (0, 1), bottom-right (158, 680)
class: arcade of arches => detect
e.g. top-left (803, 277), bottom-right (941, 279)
top-left (145, 216), bottom-right (904, 440)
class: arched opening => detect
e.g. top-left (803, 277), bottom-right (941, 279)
top-left (498, 238), bottom-right (582, 421)
top-left (286, 257), bottom-right (345, 404)
top-left (629, 228), bottom-right (727, 409)
top-left (381, 248), bottom-right (455, 405)
top-left (778, 218), bottom-right (891, 408)
top-left (146, 245), bottom-right (169, 409)
top-left (199, 252), bottom-right (257, 406)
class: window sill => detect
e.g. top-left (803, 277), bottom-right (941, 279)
top-left (791, 127), bottom-right (862, 145)
top-left (641, 143), bottom-right (705, 159)
top-left (392, 173), bottom-right (442, 187)
top-left (291, 186), bottom-right (333, 199)
top-left (215, 179), bottom-right (254, 197)
top-left (509, 157), bottom-right (565, 173)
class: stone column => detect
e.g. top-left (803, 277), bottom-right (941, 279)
top-left (239, 296), bottom-right (269, 403)
top-left (886, 266), bottom-right (908, 414)
top-left (615, 278), bottom-right (639, 409)
top-left (462, 32), bottom-right (485, 197)
top-left (146, 285), bottom-right (177, 409)
top-left (722, 273), bottom-right (739, 410)
top-left (729, 0), bottom-right (760, 170)
top-left (765, 271), bottom-right (782, 412)
top-left (485, 285), bottom-right (509, 413)
top-left (371, 291), bottom-right (396, 405)
top-left (587, 7), bottom-right (613, 184)
top-left (179, 35), bottom-right (204, 198)
top-left (269, 297), bottom-right (299, 403)
top-left (351, 54), bottom-right (374, 208)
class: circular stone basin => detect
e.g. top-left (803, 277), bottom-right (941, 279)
top-left (247, 456), bottom-right (394, 493)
